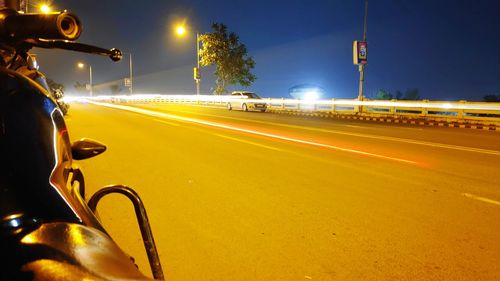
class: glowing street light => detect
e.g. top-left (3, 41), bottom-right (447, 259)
top-left (174, 23), bottom-right (201, 97)
top-left (39, 3), bottom-right (51, 14)
top-left (77, 62), bottom-right (93, 97)
top-left (175, 25), bottom-right (186, 36)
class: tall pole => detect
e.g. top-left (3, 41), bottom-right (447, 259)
top-left (196, 32), bottom-right (200, 97)
top-left (129, 53), bottom-right (133, 95)
top-left (358, 0), bottom-right (368, 101)
top-left (89, 65), bottom-right (93, 97)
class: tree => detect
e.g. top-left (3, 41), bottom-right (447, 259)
top-left (46, 78), bottom-right (64, 91)
top-left (109, 84), bottom-right (122, 95)
top-left (402, 88), bottom-right (420, 100)
top-left (373, 88), bottom-right (422, 100)
top-left (483, 94), bottom-right (500, 102)
top-left (373, 89), bottom-right (392, 100)
top-left (394, 90), bottom-right (403, 100)
top-left (74, 81), bottom-right (87, 93)
top-left (199, 23), bottom-right (256, 95)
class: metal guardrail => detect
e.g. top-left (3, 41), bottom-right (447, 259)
top-left (66, 94), bottom-right (500, 125)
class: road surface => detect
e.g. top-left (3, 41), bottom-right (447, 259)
top-left (65, 102), bottom-right (500, 281)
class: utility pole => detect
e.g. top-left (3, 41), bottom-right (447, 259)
top-left (357, 0), bottom-right (368, 101)
top-left (129, 53), bottom-right (133, 95)
top-left (196, 32), bottom-right (201, 97)
top-left (89, 65), bottom-right (93, 97)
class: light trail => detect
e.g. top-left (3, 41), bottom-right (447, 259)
top-left (89, 101), bottom-right (417, 164)
top-left (65, 94), bottom-right (500, 111)
top-left (462, 193), bottom-right (500, 206)
top-left (154, 106), bottom-right (500, 156)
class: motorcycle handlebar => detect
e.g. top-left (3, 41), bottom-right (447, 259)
top-left (0, 10), bottom-right (81, 41)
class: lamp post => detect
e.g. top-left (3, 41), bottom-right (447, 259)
top-left (77, 62), bottom-right (93, 97)
top-left (121, 53), bottom-right (133, 95)
top-left (129, 53), bottom-right (133, 95)
top-left (175, 24), bottom-right (201, 97)
top-left (196, 32), bottom-right (200, 97)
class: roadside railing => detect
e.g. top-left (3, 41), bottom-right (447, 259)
top-left (67, 94), bottom-right (500, 126)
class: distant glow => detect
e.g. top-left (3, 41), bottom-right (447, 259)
top-left (175, 25), bottom-right (186, 36)
top-left (77, 62), bottom-right (85, 68)
top-left (303, 91), bottom-right (319, 101)
top-left (39, 4), bottom-right (51, 13)
top-left (9, 218), bottom-right (20, 228)
top-left (442, 103), bottom-right (453, 109)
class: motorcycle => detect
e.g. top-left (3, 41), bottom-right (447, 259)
top-left (0, 1), bottom-right (164, 280)
top-left (50, 87), bottom-right (69, 115)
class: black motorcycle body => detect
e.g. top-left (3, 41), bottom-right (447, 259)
top-left (0, 4), bottom-right (163, 281)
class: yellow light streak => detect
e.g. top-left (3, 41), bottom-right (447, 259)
top-left (89, 101), bottom-right (418, 164)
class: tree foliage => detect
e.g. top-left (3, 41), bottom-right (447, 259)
top-left (199, 23), bottom-right (256, 94)
top-left (373, 88), bottom-right (421, 100)
top-left (109, 84), bottom-right (122, 95)
top-left (483, 94), bottom-right (500, 102)
top-left (374, 89), bottom-right (392, 100)
top-left (46, 78), bottom-right (64, 91)
top-left (74, 81), bottom-right (87, 93)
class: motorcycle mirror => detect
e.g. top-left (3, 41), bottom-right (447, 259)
top-left (71, 138), bottom-right (107, 160)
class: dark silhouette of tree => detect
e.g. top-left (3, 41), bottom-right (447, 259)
top-left (74, 81), bottom-right (87, 93)
top-left (373, 88), bottom-right (422, 100)
top-left (483, 94), bottom-right (500, 102)
top-left (110, 84), bottom-right (122, 95)
top-left (402, 88), bottom-right (420, 100)
top-left (373, 89), bottom-right (392, 100)
top-left (46, 78), bottom-right (64, 91)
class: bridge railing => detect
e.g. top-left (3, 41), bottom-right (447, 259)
top-left (68, 94), bottom-right (500, 125)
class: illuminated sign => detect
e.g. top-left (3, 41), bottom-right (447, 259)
top-left (353, 41), bottom-right (368, 65)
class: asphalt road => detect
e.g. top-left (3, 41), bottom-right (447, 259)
top-left (65, 102), bottom-right (500, 281)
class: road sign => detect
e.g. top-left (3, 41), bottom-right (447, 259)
top-left (193, 67), bottom-right (200, 80)
top-left (124, 78), bottom-right (132, 87)
top-left (353, 41), bottom-right (368, 65)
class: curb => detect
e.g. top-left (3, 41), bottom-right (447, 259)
top-left (267, 109), bottom-right (499, 131)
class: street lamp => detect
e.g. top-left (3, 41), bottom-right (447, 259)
top-left (175, 24), bottom-right (201, 97)
top-left (77, 62), bottom-right (93, 97)
top-left (39, 3), bottom-right (51, 14)
top-left (124, 53), bottom-right (133, 95)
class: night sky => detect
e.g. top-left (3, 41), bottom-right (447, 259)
top-left (33, 0), bottom-right (500, 101)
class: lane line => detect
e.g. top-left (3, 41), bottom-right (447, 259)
top-left (137, 105), bottom-right (500, 156)
top-left (90, 101), bottom-right (417, 164)
top-left (462, 193), bottom-right (500, 206)
top-left (149, 117), bottom-right (181, 127)
top-left (212, 133), bottom-right (284, 152)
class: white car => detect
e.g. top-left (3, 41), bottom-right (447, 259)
top-left (227, 91), bottom-right (267, 112)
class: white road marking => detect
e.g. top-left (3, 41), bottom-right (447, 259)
top-left (149, 117), bottom-right (181, 127)
top-left (90, 101), bottom-right (417, 164)
top-left (462, 193), bottom-right (500, 206)
top-left (212, 133), bottom-right (283, 152)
